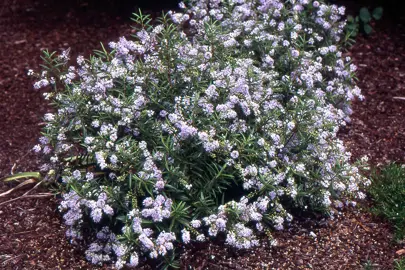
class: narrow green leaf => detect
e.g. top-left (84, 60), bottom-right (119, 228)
top-left (116, 215), bottom-right (127, 222)
top-left (1, 172), bottom-right (42, 182)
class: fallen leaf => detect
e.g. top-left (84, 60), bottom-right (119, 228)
top-left (396, 249), bottom-right (405, 255)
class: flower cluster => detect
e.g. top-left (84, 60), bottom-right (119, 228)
top-left (141, 195), bottom-right (172, 222)
top-left (32, 0), bottom-right (368, 268)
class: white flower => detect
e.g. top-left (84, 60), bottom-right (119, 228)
top-left (72, 170), bottom-right (81, 180)
top-left (33, 144), bottom-right (41, 153)
top-left (86, 172), bottom-right (94, 181)
top-left (196, 234), bottom-right (205, 242)
top-left (128, 253), bottom-right (139, 267)
top-left (181, 229), bottom-right (191, 244)
top-left (191, 220), bottom-right (202, 228)
top-left (110, 155), bottom-right (118, 165)
top-left (230, 150), bottom-right (239, 159)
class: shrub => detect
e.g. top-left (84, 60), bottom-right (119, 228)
top-left (31, 0), bottom-right (369, 268)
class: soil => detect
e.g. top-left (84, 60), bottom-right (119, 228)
top-left (0, 0), bottom-right (405, 269)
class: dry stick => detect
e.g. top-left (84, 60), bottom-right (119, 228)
top-left (0, 194), bottom-right (53, 207)
top-left (0, 180), bottom-right (52, 207)
top-left (10, 163), bottom-right (16, 175)
top-left (1, 254), bottom-right (26, 266)
top-left (22, 180), bottom-right (43, 196)
top-left (0, 178), bottom-right (36, 197)
top-left (393, 97), bottom-right (405, 100)
top-left (0, 230), bottom-right (36, 237)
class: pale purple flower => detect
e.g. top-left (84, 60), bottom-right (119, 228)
top-left (196, 234), bottom-right (205, 242)
top-left (139, 233), bottom-right (155, 250)
top-left (215, 218), bottom-right (227, 231)
top-left (191, 220), bottom-right (202, 228)
top-left (86, 172), bottom-right (94, 181)
top-left (91, 208), bottom-right (103, 223)
top-left (128, 253), bottom-right (139, 267)
top-left (291, 49), bottom-right (300, 58)
top-left (230, 150), bottom-right (239, 159)
top-left (110, 155), bottom-right (118, 165)
top-left (154, 180), bottom-right (165, 190)
top-left (181, 229), bottom-right (190, 244)
top-left (33, 144), bottom-right (41, 153)
top-left (72, 170), bottom-right (81, 180)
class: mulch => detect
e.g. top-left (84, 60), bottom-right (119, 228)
top-left (180, 204), bottom-right (397, 269)
top-left (0, 0), bottom-right (404, 269)
top-left (339, 16), bottom-right (405, 165)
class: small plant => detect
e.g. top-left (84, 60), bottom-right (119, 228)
top-left (362, 259), bottom-right (376, 270)
top-left (29, 0), bottom-right (369, 268)
top-left (394, 257), bottom-right (405, 270)
top-left (368, 163), bottom-right (405, 241)
top-left (346, 7), bottom-right (383, 37)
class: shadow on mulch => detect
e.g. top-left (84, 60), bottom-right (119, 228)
top-left (339, 15), bottom-right (405, 165)
top-left (1, 0), bottom-right (405, 269)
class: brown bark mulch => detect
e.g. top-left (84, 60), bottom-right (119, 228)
top-left (339, 18), bottom-right (405, 165)
top-left (180, 204), bottom-right (396, 269)
top-left (0, 1), bottom-right (133, 269)
top-left (1, 1), bottom-right (405, 269)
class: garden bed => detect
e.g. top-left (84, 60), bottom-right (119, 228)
top-left (0, 0), bottom-right (404, 269)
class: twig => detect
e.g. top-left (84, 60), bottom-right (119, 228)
top-left (22, 180), bottom-right (43, 196)
top-left (393, 97), bottom-right (405, 100)
top-left (0, 194), bottom-right (53, 207)
top-left (10, 163), bottom-right (16, 175)
top-left (0, 180), bottom-right (51, 207)
top-left (0, 230), bottom-right (35, 237)
top-left (1, 254), bottom-right (25, 266)
top-left (0, 179), bottom-right (36, 197)
top-left (356, 221), bottom-right (371, 232)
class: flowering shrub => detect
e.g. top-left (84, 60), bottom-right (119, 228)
top-left (32, 0), bottom-right (369, 268)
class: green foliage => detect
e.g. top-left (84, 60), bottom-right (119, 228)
top-left (372, 7), bottom-right (383, 20)
top-left (362, 259), bottom-right (376, 270)
top-left (368, 163), bottom-right (405, 241)
top-left (0, 172), bottom-right (42, 182)
top-left (362, 257), bottom-right (405, 270)
top-left (346, 6), bottom-right (383, 38)
top-left (394, 258), bottom-right (405, 270)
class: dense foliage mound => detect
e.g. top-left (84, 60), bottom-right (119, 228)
top-left (31, 0), bottom-right (369, 268)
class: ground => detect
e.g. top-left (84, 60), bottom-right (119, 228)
top-left (0, 0), bottom-right (404, 269)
